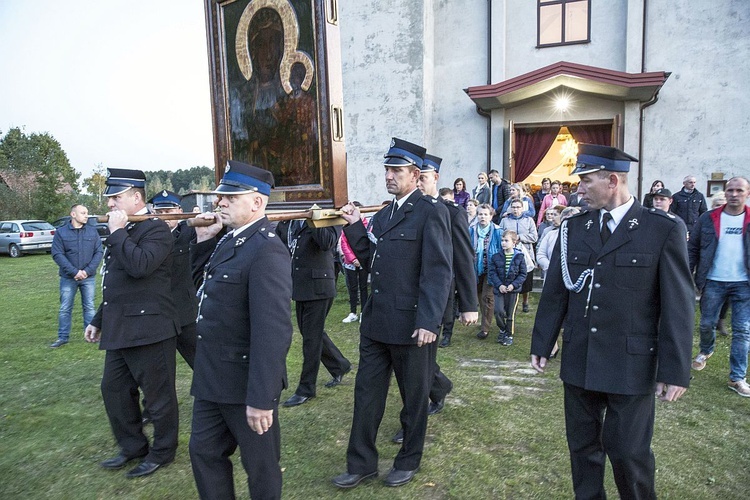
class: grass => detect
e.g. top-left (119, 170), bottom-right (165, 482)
top-left (0, 254), bottom-right (748, 499)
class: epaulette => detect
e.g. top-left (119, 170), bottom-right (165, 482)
top-left (648, 208), bottom-right (678, 222)
top-left (258, 225), bottom-right (277, 238)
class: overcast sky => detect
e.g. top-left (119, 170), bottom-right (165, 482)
top-left (0, 1), bottom-right (215, 181)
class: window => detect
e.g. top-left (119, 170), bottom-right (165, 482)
top-left (538, 0), bottom-right (590, 47)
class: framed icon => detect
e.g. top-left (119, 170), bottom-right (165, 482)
top-left (204, 0), bottom-right (347, 207)
top-left (706, 179), bottom-right (727, 197)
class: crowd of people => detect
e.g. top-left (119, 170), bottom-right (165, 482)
top-left (47, 145), bottom-right (749, 498)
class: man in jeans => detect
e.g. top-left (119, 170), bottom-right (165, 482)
top-left (50, 204), bottom-right (103, 348)
top-left (688, 177), bottom-right (750, 397)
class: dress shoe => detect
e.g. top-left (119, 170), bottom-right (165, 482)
top-left (391, 428), bottom-right (404, 444)
top-left (49, 339), bottom-right (68, 348)
top-left (428, 399), bottom-right (445, 415)
top-left (325, 366), bottom-right (351, 388)
top-left (383, 467), bottom-right (419, 487)
top-left (126, 460), bottom-right (168, 478)
top-left (332, 470), bottom-right (378, 489)
top-left (282, 394), bottom-right (311, 407)
top-left (476, 330), bottom-right (488, 340)
top-left (100, 453), bottom-right (144, 469)
top-left (439, 335), bottom-right (451, 348)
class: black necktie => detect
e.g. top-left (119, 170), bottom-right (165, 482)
top-left (389, 201), bottom-right (397, 220)
top-left (601, 212), bottom-right (613, 244)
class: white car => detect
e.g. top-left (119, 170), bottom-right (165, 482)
top-left (0, 220), bottom-right (56, 257)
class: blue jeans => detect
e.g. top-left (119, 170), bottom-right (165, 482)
top-left (699, 280), bottom-right (750, 381)
top-left (57, 276), bottom-right (96, 341)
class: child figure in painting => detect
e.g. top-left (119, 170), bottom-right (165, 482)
top-left (488, 230), bottom-right (527, 346)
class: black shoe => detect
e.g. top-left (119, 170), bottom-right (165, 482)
top-left (522, 303), bottom-right (530, 313)
top-left (476, 331), bottom-right (488, 340)
top-left (391, 428), bottom-right (404, 444)
top-left (496, 331), bottom-right (506, 343)
top-left (428, 399), bottom-right (445, 416)
top-left (325, 366), bottom-right (352, 388)
top-left (332, 471), bottom-right (378, 489)
top-left (439, 335), bottom-right (451, 348)
top-left (49, 339), bottom-right (68, 348)
top-left (384, 467), bottom-right (419, 487)
top-left (126, 460), bottom-right (168, 478)
top-left (100, 453), bottom-right (145, 469)
top-left (282, 394), bottom-right (311, 407)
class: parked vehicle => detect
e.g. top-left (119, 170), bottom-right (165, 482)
top-left (52, 216), bottom-right (110, 242)
top-left (0, 220), bottom-right (56, 257)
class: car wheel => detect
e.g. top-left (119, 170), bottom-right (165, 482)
top-left (9, 244), bottom-right (21, 258)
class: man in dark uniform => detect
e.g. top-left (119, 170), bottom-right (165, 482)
top-left (275, 219), bottom-right (351, 407)
top-left (148, 190), bottom-right (198, 368)
top-left (530, 144), bottom-right (694, 499)
top-left (333, 138), bottom-right (453, 489)
top-left (189, 160), bottom-right (292, 500)
top-left (389, 152), bottom-right (479, 445)
top-left (84, 169), bottom-right (179, 478)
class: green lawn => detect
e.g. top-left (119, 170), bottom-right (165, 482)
top-left (0, 254), bottom-right (747, 499)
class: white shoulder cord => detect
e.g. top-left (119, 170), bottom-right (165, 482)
top-left (559, 220), bottom-right (595, 316)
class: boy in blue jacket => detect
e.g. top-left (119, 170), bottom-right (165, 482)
top-left (488, 230), bottom-right (527, 346)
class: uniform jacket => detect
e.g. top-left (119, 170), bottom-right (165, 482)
top-left (531, 201), bottom-right (695, 395)
top-left (688, 205), bottom-right (750, 290)
top-left (488, 249), bottom-right (527, 291)
top-left (190, 217), bottom-right (292, 409)
top-left (90, 217), bottom-right (179, 350)
top-left (442, 198), bottom-right (478, 313)
top-left (170, 222), bottom-right (198, 327)
top-left (671, 188), bottom-right (707, 228)
top-left (343, 190), bottom-right (453, 344)
top-left (51, 221), bottom-right (103, 278)
top-left (275, 221), bottom-right (340, 301)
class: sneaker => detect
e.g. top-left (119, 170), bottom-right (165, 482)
top-left (342, 313), bottom-right (359, 323)
top-left (691, 352), bottom-right (713, 371)
top-left (728, 379), bottom-right (750, 398)
top-left (500, 335), bottom-right (514, 346)
top-left (49, 339), bottom-right (68, 348)
top-left (496, 331), bottom-right (506, 344)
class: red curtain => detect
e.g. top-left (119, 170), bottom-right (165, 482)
top-left (514, 126), bottom-right (560, 182)
top-left (568, 124), bottom-right (612, 147)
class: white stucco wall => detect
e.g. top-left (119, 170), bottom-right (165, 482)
top-left (641, 0), bottom-right (750, 196)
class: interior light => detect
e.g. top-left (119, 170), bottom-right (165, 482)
top-left (555, 96), bottom-right (570, 112)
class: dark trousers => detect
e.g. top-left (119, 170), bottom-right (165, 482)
top-left (493, 291), bottom-right (520, 335)
top-left (345, 266), bottom-right (369, 314)
top-left (347, 335), bottom-right (432, 473)
top-left (294, 298), bottom-right (350, 397)
top-left (177, 321), bottom-right (197, 369)
top-left (564, 383), bottom-right (656, 500)
top-left (190, 399), bottom-right (281, 500)
top-left (428, 340), bottom-right (453, 404)
top-left (101, 337), bottom-right (178, 464)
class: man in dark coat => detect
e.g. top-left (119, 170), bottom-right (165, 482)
top-left (275, 220), bottom-right (351, 407)
top-left (671, 175), bottom-right (707, 233)
top-left (332, 138), bottom-right (453, 489)
top-left (84, 169), bottom-right (180, 478)
top-left (149, 190), bottom-right (198, 367)
top-left (530, 144), bottom-right (694, 499)
top-left (189, 160), bottom-right (292, 499)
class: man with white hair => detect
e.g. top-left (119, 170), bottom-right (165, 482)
top-left (671, 175), bottom-right (707, 232)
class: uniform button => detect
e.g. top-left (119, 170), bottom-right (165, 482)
top-left (140, 310), bottom-right (145, 314)
top-left (295, 256), bottom-right (299, 260)
top-left (596, 261), bottom-right (602, 266)
top-left (198, 315), bottom-right (203, 320)
top-left (379, 238), bottom-right (383, 242)
top-left (260, 227), bottom-right (265, 231)
top-left (105, 270), bottom-right (109, 274)
top-left (223, 274), bottom-right (228, 278)
top-left (594, 283), bottom-right (601, 288)
top-left (592, 305), bottom-right (599, 311)
top-left (374, 289), bottom-right (379, 294)
top-left (103, 286), bottom-right (106, 290)
top-left (649, 347), bottom-right (654, 352)
top-left (375, 271), bottom-right (380, 275)
top-left (203, 294), bottom-right (207, 299)
top-left (295, 267), bottom-right (299, 270)
top-left (242, 355), bottom-right (247, 359)
top-left (207, 274), bottom-right (212, 279)
top-left (400, 233), bottom-right (404, 236)
top-left (591, 327), bottom-right (597, 333)
top-left (413, 305), bottom-right (417, 309)
top-left (631, 259), bottom-right (637, 263)
top-left (197, 334), bottom-right (202, 339)
top-left (376, 254), bottom-right (381, 258)
top-left (103, 301), bottom-right (108, 305)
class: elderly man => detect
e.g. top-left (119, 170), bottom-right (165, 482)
top-left (531, 144), bottom-right (695, 499)
top-left (672, 175), bottom-right (707, 231)
top-left (189, 160), bottom-right (293, 499)
top-left (85, 169), bottom-right (179, 478)
top-left (333, 138), bottom-right (453, 489)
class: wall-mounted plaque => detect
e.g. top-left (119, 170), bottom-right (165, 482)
top-left (205, 0), bottom-right (347, 207)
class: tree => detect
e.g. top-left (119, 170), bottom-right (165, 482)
top-left (81, 163), bottom-right (108, 214)
top-left (0, 127), bottom-right (79, 220)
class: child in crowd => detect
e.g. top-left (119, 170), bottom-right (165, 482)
top-left (488, 230), bottom-right (527, 346)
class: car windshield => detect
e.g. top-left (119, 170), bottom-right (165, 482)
top-left (22, 221), bottom-right (55, 231)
